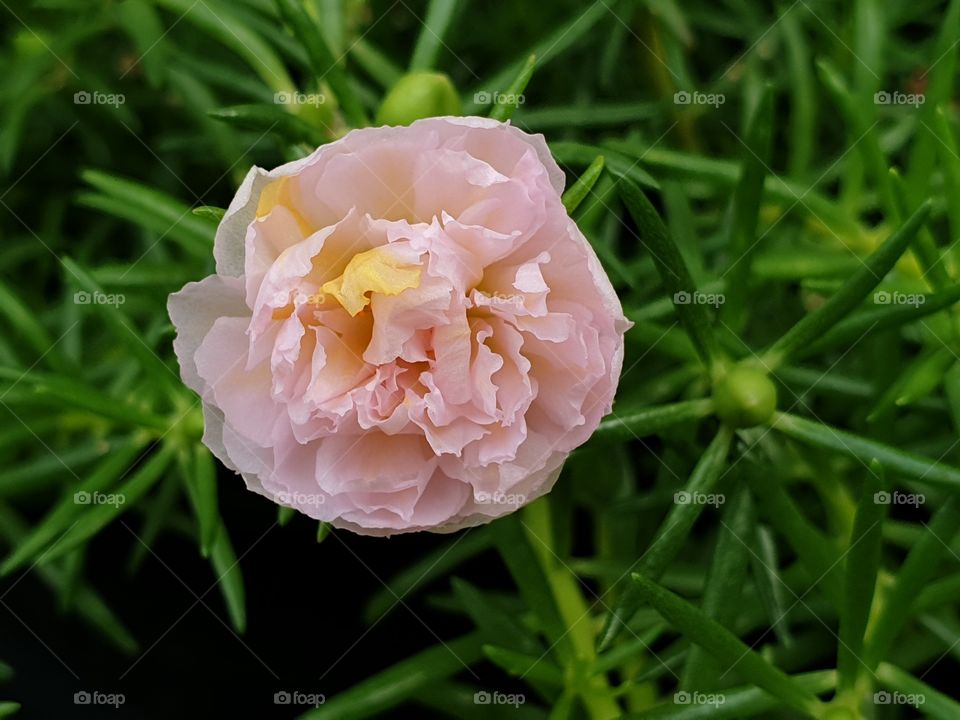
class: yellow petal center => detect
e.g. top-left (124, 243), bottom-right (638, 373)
top-left (256, 177), bottom-right (312, 234)
top-left (321, 246), bottom-right (421, 316)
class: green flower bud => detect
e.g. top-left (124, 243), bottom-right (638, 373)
top-left (375, 71), bottom-right (462, 126)
top-left (713, 364), bottom-right (777, 428)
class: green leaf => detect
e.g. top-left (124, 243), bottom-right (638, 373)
top-left (0, 702), bottom-right (20, 718)
top-left (876, 663), bottom-right (960, 720)
top-left (363, 529), bottom-right (492, 622)
top-left (191, 205), bottom-right (226, 222)
top-left (182, 446), bottom-right (220, 557)
top-left (594, 399), bottom-right (714, 441)
top-left (629, 572), bottom-right (824, 717)
top-left (208, 104), bottom-right (329, 146)
top-left (80, 170), bottom-right (216, 257)
top-left (680, 488), bottom-right (754, 691)
top-left (155, 0), bottom-right (295, 94)
top-left (617, 177), bottom-right (724, 370)
top-left (60, 257), bottom-right (181, 394)
top-left (933, 105), bottom-right (960, 247)
top-left (867, 346), bottom-right (954, 420)
top-left (36, 442), bottom-right (175, 567)
top-left (796, 283), bottom-right (960, 361)
top-left (277, 505), bottom-right (297, 526)
top-left (517, 102), bottom-right (659, 129)
top-left (489, 54), bottom-right (536, 122)
top-left (773, 412), bottom-right (960, 492)
top-left (409, 0), bottom-right (459, 72)
top-left (0, 280), bottom-right (68, 373)
top-left (749, 524), bottom-right (793, 648)
top-left (275, 0), bottom-right (368, 127)
top-left (482, 645), bottom-right (564, 687)
top-left (209, 521), bottom-right (247, 634)
top-left (551, 141), bottom-right (658, 189)
top-left (723, 84), bottom-right (773, 330)
top-left (298, 634), bottom-right (483, 720)
top-left (837, 460), bottom-right (887, 692)
top-left (605, 139), bottom-right (857, 237)
top-left (745, 459), bottom-right (843, 608)
top-left (562, 155), bottom-right (605, 215)
top-left (450, 578), bottom-right (540, 654)
top-left (0, 502), bottom-right (138, 653)
top-left (945, 360), bottom-right (960, 435)
top-left (865, 494), bottom-right (960, 667)
top-left (116, 0), bottom-right (167, 87)
top-left (0, 442), bottom-right (112, 499)
top-left (905, 0), bottom-right (960, 204)
top-left (0, 438), bottom-right (147, 576)
top-left (598, 427), bottom-right (733, 650)
top-left (816, 58), bottom-right (897, 220)
top-left (761, 199), bottom-right (933, 367)
top-left (350, 39), bottom-right (404, 89)
top-left (0, 368), bottom-right (168, 431)
top-left (316, 521), bottom-right (331, 543)
top-left (0, 661), bottom-right (10, 683)
top-left (626, 671), bottom-right (836, 718)
top-left (493, 514), bottom-right (570, 656)
top-left (466, 1), bottom-right (613, 113)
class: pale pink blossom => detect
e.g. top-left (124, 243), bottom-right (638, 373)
top-left (168, 116), bottom-right (630, 536)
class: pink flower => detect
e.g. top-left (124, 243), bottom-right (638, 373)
top-left (168, 116), bottom-right (630, 536)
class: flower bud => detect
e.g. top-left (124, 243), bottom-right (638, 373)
top-left (375, 71), bottom-right (462, 126)
top-left (713, 365), bottom-right (777, 428)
